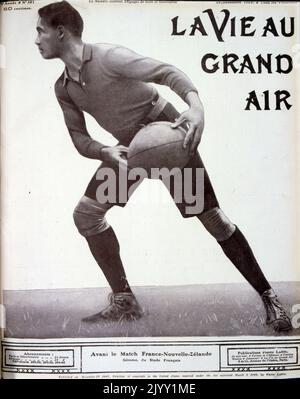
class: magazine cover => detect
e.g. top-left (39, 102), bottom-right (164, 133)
top-left (0, 0), bottom-right (299, 379)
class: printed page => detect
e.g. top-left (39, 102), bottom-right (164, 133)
top-left (0, 0), bottom-right (299, 379)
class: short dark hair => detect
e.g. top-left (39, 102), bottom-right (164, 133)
top-left (38, 1), bottom-right (84, 38)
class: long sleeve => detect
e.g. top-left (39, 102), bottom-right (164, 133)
top-left (55, 79), bottom-right (107, 159)
top-left (104, 46), bottom-right (198, 100)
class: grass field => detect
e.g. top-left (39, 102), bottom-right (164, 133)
top-left (3, 282), bottom-right (300, 338)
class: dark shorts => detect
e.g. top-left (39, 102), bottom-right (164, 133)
top-left (84, 102), bottom-right (219, 217)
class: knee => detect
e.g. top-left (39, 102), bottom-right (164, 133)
top-left (198, 207), bottom-right (236, 242)
top-left (73, 196), bottom-right (110, 237)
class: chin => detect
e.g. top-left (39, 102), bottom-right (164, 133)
top-left (39, 50), bottom-right (57, 60)
top-left (42, 53), bottom-right (56, 60)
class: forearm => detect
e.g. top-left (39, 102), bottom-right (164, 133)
top-left (55, 82), bottom-right (108, 160)
top-left (185, 91), bottom-right (204, 113)
top-left (157, 66), bottom-right (199, 101)
top-left (70, 130), bottom-right (108, 160)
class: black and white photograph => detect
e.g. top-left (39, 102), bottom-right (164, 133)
top-left (1, 0), bottom-right (300, 379)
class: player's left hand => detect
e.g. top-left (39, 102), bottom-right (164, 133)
top-left (171, 107), bottom-right (204, 156)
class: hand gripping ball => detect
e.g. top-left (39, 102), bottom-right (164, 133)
top-left (127, 121), bottom-right (190, 175)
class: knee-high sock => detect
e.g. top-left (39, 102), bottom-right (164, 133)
top-left (86, 227), bottom-right (132, 294)
top-left (218, 226), bottom-right (271, 295)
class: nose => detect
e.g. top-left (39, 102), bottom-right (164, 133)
top-left (35, 36), bottom-right (40, 46)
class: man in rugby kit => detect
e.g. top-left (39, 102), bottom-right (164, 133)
top-left (35, 1), bottom-right (292, 332)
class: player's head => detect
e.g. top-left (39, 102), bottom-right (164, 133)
top-left (35, 1), bottom-right (84, 59)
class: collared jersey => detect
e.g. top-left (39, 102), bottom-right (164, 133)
top-left (55, 43), bottom-right (198, 159)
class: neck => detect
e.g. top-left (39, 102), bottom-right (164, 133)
top-left (60, 39), bottom-right (85, 72)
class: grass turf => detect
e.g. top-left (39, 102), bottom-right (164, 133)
top-left (3, 282), bottom-right (300, 338)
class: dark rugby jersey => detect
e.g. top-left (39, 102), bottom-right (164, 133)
top-left (55, 43), bottom-right (198, 159)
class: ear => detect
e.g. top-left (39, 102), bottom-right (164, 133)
top-left (56, 25), bottom-right (65, 40)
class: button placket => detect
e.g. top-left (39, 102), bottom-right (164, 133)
top-left (80, 69), bottom-right (87, 87)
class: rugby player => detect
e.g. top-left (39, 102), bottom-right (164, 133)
top-left (35, 1), bottom-right (292, 332)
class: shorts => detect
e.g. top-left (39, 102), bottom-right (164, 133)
top-left (84, 102), bottom-right (219, 218)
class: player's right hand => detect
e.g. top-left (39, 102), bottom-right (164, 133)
top-left (100, 145), bottom-right (128, 170)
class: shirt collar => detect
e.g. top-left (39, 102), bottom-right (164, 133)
top-left (62, 43), bottom-right (93, 86)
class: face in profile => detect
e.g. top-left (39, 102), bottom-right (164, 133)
top-left (35, 17), bottom-right (60, 59)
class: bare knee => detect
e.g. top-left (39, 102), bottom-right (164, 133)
top-left (198, 207), bottom-right (236, 242)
